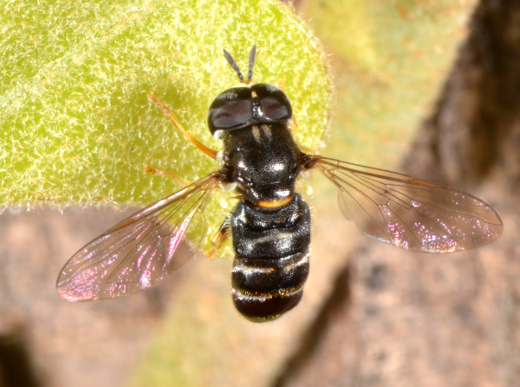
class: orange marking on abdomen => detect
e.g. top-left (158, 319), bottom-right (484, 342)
top-left (257, 196), bottom-right (293, 208)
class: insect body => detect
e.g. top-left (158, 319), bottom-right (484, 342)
top-left (57, 46), bottom-right (503, 322)
top-left (223, 122), bottom-right (311, 321)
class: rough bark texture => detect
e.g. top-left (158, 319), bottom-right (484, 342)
top-left (277, 0), bottom-right (520, 386)
top-left (402, 0), bottom-right (520, 189)
top-left (0, 208), bottom-right (189, 387)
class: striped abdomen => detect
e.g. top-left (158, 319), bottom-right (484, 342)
top-left (230, 195), bottom-right (311, 322)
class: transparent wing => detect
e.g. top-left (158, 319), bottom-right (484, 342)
top-left (56, 172), bottom-right (222, 301)
top-left (311, 156), bottom-right (503, 253)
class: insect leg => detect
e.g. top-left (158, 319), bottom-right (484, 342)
top-left (143, 164), bottom-right (190, 186)
top-left (148, 92), bottom-right (218, 159)
top-left (207, 216), bottom-right (232, 258)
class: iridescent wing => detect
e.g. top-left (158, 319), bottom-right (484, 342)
top-left (311, 156), bottom-right (503, 252)
top-left (57, 172), bottom-right (222, 301)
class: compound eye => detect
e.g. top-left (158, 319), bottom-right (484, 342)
top-left (260, 96), bottom-right (290, 120)
top-left (211, 99), bottom-right (253, 128)
top-left (253, 84), bottom-right (292, 120)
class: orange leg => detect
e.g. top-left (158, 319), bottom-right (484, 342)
top-left (207, 219), bottom-right (232, 258)
top-left (143, 164), bottom-right (189, 186)
top-left (148, 92), bottom-right (218, 159)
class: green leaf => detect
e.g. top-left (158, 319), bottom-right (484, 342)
top-left (0, 0), bottom-right (331, 204)
top-left (1, 0), bottom-right (331, 255)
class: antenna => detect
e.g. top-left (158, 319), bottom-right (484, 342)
top-left (223, 49), bottom-right (244, 83)
top-left (247, 45), bottom-right (256, 84)
top-left (223, 45), bottom-right (257, 85)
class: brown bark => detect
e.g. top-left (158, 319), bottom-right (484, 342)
top-left (403, 0), bottom-right (520, 189)
top-left (0, 208), bottom-right (189, 387)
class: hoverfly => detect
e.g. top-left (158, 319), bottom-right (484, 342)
top-left (57, 46), bottom-right (503, 322)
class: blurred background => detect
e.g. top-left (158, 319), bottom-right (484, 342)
top-left (1, 0), bottom-right (520, 386)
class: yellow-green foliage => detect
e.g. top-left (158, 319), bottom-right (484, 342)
top-left (0, 0), bottom-right (331, 254)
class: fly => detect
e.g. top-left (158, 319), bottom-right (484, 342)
top-left (56, 46), bottom-right (503, 322)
